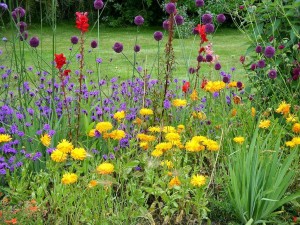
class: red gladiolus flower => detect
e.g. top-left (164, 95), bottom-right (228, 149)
top-left (76, 12), bottom-right (89, 33)
top-left (194, 24), bottom-right (208, 43)
top-left (54, 53), bottom-right (67, 70)
top-left (201, 78), bottom-right (208, 89)
top-left (63, 69), bottom-right (71, 76)
top-left (182, 82), bottom-right (190, 93)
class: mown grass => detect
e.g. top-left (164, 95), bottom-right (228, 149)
top-left (0, 22), bottom-right (248, 81)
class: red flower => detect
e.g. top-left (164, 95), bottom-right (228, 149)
top-left (182, 82), bottom-right (190, 93)
top-left (54, 53), bottom-right (66, 70)
top-left (194, 24), bottom-right (208, 43)
top-left (201, 78), bottom-right (208, 89)
top-left (240, 55), bottom-right (245, 64)
top-left (76, 12), bottom-right (89, 33)
top-left (293, 217), bottom-right (298, 223)
top-left (63, 69), bottom-right (71, 76)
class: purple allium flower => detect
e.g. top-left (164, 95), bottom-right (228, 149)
top-left (29, 36), bottom-right (39, 48)
top-left (19, 31), bottom-right (28, 41)
top-left (255, 45), bottom-right (262, 53)
top-left (12, 7), bottom-right (26, 20)
top-left (96, 58), bottom-right (103, 63)
top-left (18, 21), bottom-right (27, 33)
top-left (205, 23), bottom-right (214, 34)
top-left (257, 59), bottom-right (266, 68)
top-left (175, 14), bottom-right (184, 25)
top-left (278, 45), bottom-right (284, 50)
top-left (153, 31), bottom-right (163, 41)
top-left (223, 76), bottom-right (229, 83)
top-left (206, 54), bottom-right (213, 62)
top-left (268, 69), bottom-right (277, 79)
top-left (237, 81), bottom-right (243, 89)
top-left (94, 0), bottom-right (104, 10)
top-left (0, 3), bottom-right (8, 10)
top-left (250, 63), bottom-right (257, 71)
top-left (197, 54), bottom-right (204, 62)
top-left (165, 2), bottom-right (176, 14)
top-left (71, 36), bottom-right (79, 44)
top-left (189, 67), bottom-right (196, 74)
top-left (202, 13), bottom-right (212, 24)
top-left (216, 14), bottom-right (226, 23)
top-left (215, 63), bottom-right (221, 70)
top-left (113, 42), bottom-right (123, 53)
top-left (195, 0), bottom-right (204, 7)
top-left (163, 20), bottom-right (169, 30)
top-left (134, 44), bottom-right (141, 52)
top-left (163, 99), bottom-right (171, 109)
top-left (134, 15), bottom-right (144, 26)
top-left (264, 46), bottom-right (275, 58)
top-left (91, 40), bottom-right (98, 48)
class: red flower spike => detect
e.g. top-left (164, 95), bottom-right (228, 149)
top-left (201, 79), bottom-right (208, 89)
top-left (182, 82), bottom-right (190, 93)
top-left (54, 53), bottom-right (67, 70)
top-left (76, 12), bottom-right (89, 33)
top-left (240, 55), bottom-right (245, 64)
top-left (194, 24), bottom-right (208, 43)
top-left (63, 69), bottom-right (71, 76)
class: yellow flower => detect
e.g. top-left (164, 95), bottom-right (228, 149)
top-left (151, 149), bottom-right (163, 157)
top-left (177, 124), bottom-right (185, 130)
top-left (291, 137), bottom-right (300, 145)
top-left (148, 126), bottom-right (161, 133)
top-left (165, 132), bottom-right (180, 142)
top-left (231, 108), bottom-right (237, 117)
top-left (185, 140), bottom-right (205, 152)
top-left (97, 162), bottom-right (114, 175)
top-left (88, 129), bottom-right (96, 137)
top-left (204, 81), bottom-right (225, 93)
top-left (139, 141), bottom-right (149, 150)
top-left (136, 133), bottom-right (156, 142)
top-left (134, 117), bottom-right (143, 125)
top-left (285, 141), bottom-right (296, 148)
top-left (40, 133), bottom-right (51, 147)
top-left (172, 99), bottom-right (187, 107)
top-left (51, 149), bottom-right (67, 162)
top-left (169, 176), bottom-right (181, 188)
top-left (139, 108), bottom-right (153, 116)
top-left (95, 122), bottom-right (113, 133)
top-left (292, 123), bottom-right (300, 133)
top-left (88, 180), bottom-right (98, 188)
top-left (0, 134), bottom-right (12, 143)
top-left (251, 107), bottom-right (256, 117)
top-left (109, 130), bottom-right (126, 140)
top-left (190, 90), bottom-right (198, 101)
top-left (161, 160), bottom-right (173, 169)
top-left (61, 173), bottom-right (78, 185)
top-left (155, 142), bottom-right (172, 152)
top-left (228, 81), bottom-right (237, 88)
top-left (70, 147), bottom-right (87, 160)
top-left (259, 120), bottom-right (271, 129)
top-left (190, 174), bottom-right (206, 187)
top-left (275, 101), bottom-right (290, 116)
top-left (203, 139), bottom-right (220, 151)
top-left (113, 111), bottom-right (125, 121)
top-left (191, 136), bottom-right (208, 143)
top-left (162, 126), bottom-right (176, 133)
top-left (233, 136), bottom-right (245, 144)
top-left (286, 114), bottom-right (298, 123)
top-left (56, 139), bottom-right (74, 153)
top-left (192, 111), bottom-right (207, 120)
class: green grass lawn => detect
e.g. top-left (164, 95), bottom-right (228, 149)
top-left (0, 22), bottom-right (248, 81)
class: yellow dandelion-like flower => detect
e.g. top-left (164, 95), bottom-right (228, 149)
top-left (96, 162), bottom-right (114, 175)
top-left (231, 108), bottom-right (237, 117)
top-left (161, 160), bottom-right (173, 169)
top-left (148, 126), bottom-right (161, 133)
top-left (251, 107), bottom-right (256, 117)
top-left (88, 129), bottom-right (96, 137)
top-left (113, 111), bottom-right (125, 121)
top-left (88, 180), bottom-right (98, 188)
top-left (109, 130), bottom-right (126, 140)
top-left (172, 99), bottom-right (187, 107)
top-left (185, 140), bottom-right (205, 152)
top-left (203, 139), bottom-right (220, 151)
top-left (70, 147), bottom-right (87, 160)
top-left (286, 114), bottom-right (298, 123)
top-left (136, 133), bottom-right (156, 142)
top-left (275, 101), bottom-right (290, 116)
top-left (292, 123), bottom-right (300, 134)
top-left (0, 134), bottom-right (12, 143)
top-left (40, 133), bottom-right (51, 147)
top-left (95, 121), bottom-right (113, 133)
top-left (61, 173), bottom-right (78, 185)
top-left (233, 136), bottom-right (245, 144)
top-left (190, 90), bottom-right (199, 101)
top-left (228, 81), bottom-right (237, 88)
top-left (204, 81), bottom-right (226, 93)
top-left (51, 149), bottom-right (67, 162)
top-left (162, 126), bottom-right (176, 133)
top-left (177, 124), bottom-right (185, 130)
top-left (285, 141), bottom-right (296, 148)
top-left (56, 139), bottom-right (74, 153)
top-left (139, 141), bottom-right (149, 150)
top-left (291, 137), bottom-right (300, 145)
top-left (169, 176), bottom-right (181, 188)
top-left (191, 136), bottom-right (208, 143)
top-left (192, 111), bottom-right (207, 120)
top-left (165, 132), bottom-right (180, 142)
top-left (151, 149), bottom-right (163, 157)
top-left (139, 108), bottom-right (153, 116)
top-left (259, 120), bottom-right (271, 129)
top-left (190, 174), bottom-right (206, 187)
top-left (155, 142), bottom-right (172, 152)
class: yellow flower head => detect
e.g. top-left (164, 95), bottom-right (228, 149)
top-left (285, 141), bottom-right (296, 148)
top-left (71, 147), bottom-right (87, 160)
top-left (113, 111), bottom-right (125, 121)
top-left (185, 140), bottom-right (205, 152)
top-left (109, 130), bottom-right (126, 140)
top-left (139, 108), bottom-right (153, 116)
top-left (139, 141), bottom-right (149, 150)
top-left (95, 122), bottom-right (113, 133)
top-left (231, 108), bottom-right (237, 117)
top-left (51, 149), bottom-right (67, 162)
top-left (162, 126), bottom-right (176, 133)
top-left (204, 81), bottom-right (225, 93)
top-left (151, 149), bottom-right (163, 157)
top-left (56, 139), bottom-right (74, 153)
top-left (0, 134), bottom-right (12, 143)
top-left (61, 173), bottom-right (78, 185)
top-left (97, 162), bottom-right (114, 175)
top-left (286, 114), bottom-right (298, 123)
top-left (291, 137), bottom-right (300, 145)
top-left (259, 120), bottom-right (271, 129)
top-left (148, 126), bottom-right (161, 133)
top-left (136, 133), bottom-right (156, 142)
top-left (203, 139), bottom-right (220, 151)
top-left (172, 99), bottom-right (187, 107)
top-left (88, 129), bottom-right (96, 137)
top-left (190, 174), bottom-right (206, 187)
top-left (275, 101), bottom-right (290, 116)
top-left (190, 90), bottom-right (199, 101)
top-left (88, 180), bottom-right (98, 188)
top-left (228, 81), bottom-right (237, 88)
top-left (192, 111), bottom-right (207, 120)
top-left (40, 133), bottom-right (51, 147)
top-left (292, 123), bottom-right (300, 134)
top-left (177, 124), bottom-right (185, 130)
top-left (165, 132), bottom-right (180, 142)
top-left (161, 160), bottom-right (173, 169)
top-left (169, 176), bottom-right (181, 188)
top-left (233, 136), bottom-right (245, 144)
top-left (155, 142), bottom-right (172, 152)
top-left (251, 107), bottom-right (256, 117)
top-left (191, 136), bottom-right (208, 143)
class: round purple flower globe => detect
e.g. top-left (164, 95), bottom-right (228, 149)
top-left (29, 36), bottom-right (39, 48)
top-left (192, 27), bottom-right (199, 35)
top-left (268, 69), bottom-right (277, 79)
top-left (215, 62), bottom-right (221, 70)
top-left (134, 45), bottom-right (141, 52)
top-left (223, 76), bottom-right (229, 83)
top-left (91, 40), bottom-right (98, 48)
top-left (264, 46), bottom-right (275, 58)
top-left (20, 31), bottom-right (28, 41)
top-left (12, 7), bottom-right (26, 20)
top-left (216, 14), bottom-right (226, 23)
top-left (195, 0), bottom-right (205, 7)
top-left (206, 54), bottom-right (213, 62)
top-left (255, 45), bottom-right (262, 53)
top-left (163, 20), bottom-right (169, 30)
top-left (189, 67), bottom-right (196, 74)
top-left (175, 14), bottom-right (184, 25)
top-left (154, 31), bottom-right (163, 41)
top-left (257, 59), bottom-right (266, 68)
top-left (237, 81), bottom-right (243, 89)
top-left (165, 2), bottom-right (176, 14)
top-left (197, 54), bottom-right (204, 62)
top-left (71, 36), bottom-right (79, 44)
top-left (205, 23), bottom-right (214, 34)
top-left (113, 42), bottom-right (123, 53)
top-left (0, 3), bottom-right (8, 10)
top-left (250, 63), bottom-right (257, 71)
top-left (202, 13), bottom-right (212, 24)
top-left (134, 15), bottom-right (144, 26)
top-left (18, 21), bottom-right (27, 33)
top-left (94, 0), bottom-right (104, 10)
